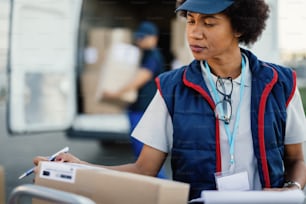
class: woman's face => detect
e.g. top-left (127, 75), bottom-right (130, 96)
top-left (186, 12), bottom-right (240, 61)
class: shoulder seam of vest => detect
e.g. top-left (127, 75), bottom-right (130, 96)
top-left (286, 71), bottom-right (296, 107)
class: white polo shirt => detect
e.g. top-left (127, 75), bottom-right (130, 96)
top-left (132, 56), bottom-right (306, 190)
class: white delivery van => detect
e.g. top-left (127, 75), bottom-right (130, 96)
top-left (6, 0), bottom-right (179, 144)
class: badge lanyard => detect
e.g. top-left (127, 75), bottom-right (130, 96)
top-left (203, 56), bottom-right (246, 168)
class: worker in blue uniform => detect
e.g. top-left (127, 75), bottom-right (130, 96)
top-left (103, 21), bottom-right (167, 178)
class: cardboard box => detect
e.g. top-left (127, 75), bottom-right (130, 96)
top-left (84, 28), bottom-right (112, 71)
top-left (85, 28), bottom-right (133, 71)
top-left (82, 28), bottom-right (140, 114)
top-left (95, 42), bottom-right (140, 103)
top-left (81, 42), bottom-right (141, 114)
top-left (34, 162), bottom-right (190, 204)
top-left (81, 69), bottom-right (129, 114)
top-left (0, 166), bottom-right (5, 204)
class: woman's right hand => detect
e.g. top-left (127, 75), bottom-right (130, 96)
top-left (32, 156), bottom-right (49, 176)
top-left (32, 153), bottom-right (85, 183)
top-left (33, 156), bottom-right (49, 166)
top-left (53, 152), bottom-right (83, 164)
top-left (33, 153), bottom-right (83, 167)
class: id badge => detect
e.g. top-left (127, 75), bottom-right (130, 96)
top-left (215, 170), bottom-right (250, 191)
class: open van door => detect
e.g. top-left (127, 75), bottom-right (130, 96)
top-left (7, 0), bottom-right (132, 143)
top-left (7, 0), bottom-right (82, 134)
top-left (7, 0), bottom-right (178, 143)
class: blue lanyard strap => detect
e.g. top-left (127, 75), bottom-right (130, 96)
top-left (203, 56), bottom-right (246, 166)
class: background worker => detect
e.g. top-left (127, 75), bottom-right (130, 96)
top-left (103, 21), bottom-right (167, 178)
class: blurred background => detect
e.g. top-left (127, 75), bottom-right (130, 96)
top-left (1, 0), bottom-right (306, 203)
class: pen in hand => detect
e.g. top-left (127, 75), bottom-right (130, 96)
top-left (18, 146), bottom-right (70, 180)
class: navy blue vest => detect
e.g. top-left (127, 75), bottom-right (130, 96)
top-left (155, 49), bottom-right (296, 200)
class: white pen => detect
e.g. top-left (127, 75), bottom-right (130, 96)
top-left (18, 146), bottom-right (69, 179)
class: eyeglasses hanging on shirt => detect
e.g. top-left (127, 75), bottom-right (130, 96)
top-left (215, 77), bottom-right (233, 124)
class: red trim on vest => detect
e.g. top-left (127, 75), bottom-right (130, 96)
top-left (286, 71), bottom-right (296, 107)
top-left (215, 119), bottom-right (222, 172)
top-left (182, 69), bottom-right (222, 172)
top-left (155, 77), bottom-right (162, 96)
top-left (182, 70), bottom-right (215, 109)
top-left (258, 68), bottom-right (278, 188)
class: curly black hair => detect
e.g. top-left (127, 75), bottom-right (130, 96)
top-left (176, 0), bottom-right (270, 46)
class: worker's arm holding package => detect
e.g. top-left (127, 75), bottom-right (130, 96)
top-left (102, 68), bottom-right (153, 100)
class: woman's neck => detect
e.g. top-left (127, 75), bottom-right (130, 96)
top-left (206, 52), bottom-right (242, 79)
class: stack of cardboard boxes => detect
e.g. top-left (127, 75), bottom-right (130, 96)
top-left (81, 28), bottom-right (141, 114)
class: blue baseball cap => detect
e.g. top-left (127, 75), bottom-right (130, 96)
top-left (175, 0), bottom-right (235, 15)
top-left (134, 21), bottom-right (158, 40)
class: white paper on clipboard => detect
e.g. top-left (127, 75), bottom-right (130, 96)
top-left (39, 161), bottom-right (102, 183)
top-left (201, 190), bottom-right (305, 204)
